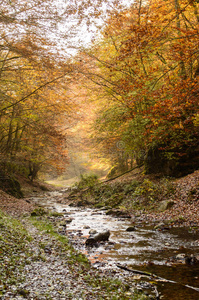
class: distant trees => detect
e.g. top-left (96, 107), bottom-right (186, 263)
top-left (0, 0), bottom-right (128, 180)
top-left (80, 0), bottom-right (199, 175)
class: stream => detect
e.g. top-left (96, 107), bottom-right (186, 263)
top-left (29, 189), bottom-right (199, 299)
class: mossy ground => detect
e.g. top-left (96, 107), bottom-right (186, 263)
top-left (75, 176), bottom-right (176, 212)
top-left (69, 169), bottom-right (199, 227)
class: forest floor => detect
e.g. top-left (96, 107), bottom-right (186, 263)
top-left (125, 169), bottom-right (199, 228)
top-left (0, 169), bottom-right (199, 299)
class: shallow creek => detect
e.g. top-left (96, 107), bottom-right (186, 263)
top-left (30, 190), bottom-right (199, 299)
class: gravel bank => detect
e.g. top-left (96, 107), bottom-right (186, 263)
top-left (0, 213), bottom-right (144, 300)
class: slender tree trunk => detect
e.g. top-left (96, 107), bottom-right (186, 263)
top-left (174, 0), bottom-right (187, 78)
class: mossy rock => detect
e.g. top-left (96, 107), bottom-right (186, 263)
top-left (18, 289), bottom-right (30, 297)
top-left (0, 171), bottom-right (23, 198)
top-left (158, 200), bottom-right (175, 211)
top-left (31, 207), bottom-right (47, 216)
top-left (106, 209), bottom-right (131, 218)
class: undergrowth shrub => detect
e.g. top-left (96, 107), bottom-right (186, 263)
top-left (132, 178), bottom-right (175, 205)
top-left (123, 179), bottom-right (140, 194)
top-left (74, 174), bottom-right (99, 189)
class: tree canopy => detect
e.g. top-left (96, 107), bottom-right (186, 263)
top-left (78, 0), bottom-right (199, 176)
top-left (0, 0), bottom-right (198, 181)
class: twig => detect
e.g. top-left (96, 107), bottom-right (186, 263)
top-left (116, 264), bottom-right (152, 277)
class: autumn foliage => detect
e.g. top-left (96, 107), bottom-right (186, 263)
top-left (81, 0), bottom-right (199, 175)
top-left (0, 0), bottom-right (199, 181)
top-left (0, 0), bottom-right (75, 179)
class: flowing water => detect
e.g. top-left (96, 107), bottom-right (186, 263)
top-left (30, 190), bottom-right (199, 299)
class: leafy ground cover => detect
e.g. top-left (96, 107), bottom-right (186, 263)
top-left (0, 206), bottom-right (148, 299)
top-left (68, 169), bottom-right (199, 228)
top-left (0, 210), bottom-right (32, 296)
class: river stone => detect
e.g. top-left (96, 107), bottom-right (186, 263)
top-left (89, 229), bottom-right (97, 235)
top-left (158, 200), bottom-right (175, 211)
top-left (85, 230), bottom-right (110, 246)
top-left (83, 225), bottom-right (90, 229)
top-left (176, 253), bottom-right (185, 260)
top-left (65, 218), bottom-right (73, 223)
top-left (185, 254), bottom-right (198, 265)
top-left (126, 226), bottom-right (136, 232)
top-left (106, 209), bottom-right (131, 218)
top-left (154, 222), bottom-right (170, 230)
top-left (154, 222), bottom-right (165, 230)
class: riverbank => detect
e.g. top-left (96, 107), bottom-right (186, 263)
top-left (65, 169), bottom-right (199, 228)
top-left (1, 169), bottom-right (198, 226)
top-left (0, 169), bottom-right (199, 299)
top-left (0, 192), bottom-right (148, 299)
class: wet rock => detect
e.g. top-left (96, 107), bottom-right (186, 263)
top-left (154, 222), bottom-right (170, 230)
top-left (108, 241), bottom-right (115, 245)
top-left (118, 240), bottom-right (127, 244)
top-left (76, 200), bottom-right (90, 207)
top-left (185, 254), bottom-right (198, 265)
top-left (85, 237), bottom-right (97, 246)
top-left (91, 211), bottom-right (103, 215)
top-left (154, 223), bottom-right (164, 230)
top-left (76, 231), bottom-right (83, 237)
top-left (175, 253), bottom-right (198, 265)
top-left (65, 218), bottom-right (73, 224)
top-left (176, 253), bottom-right (186, 260)
top-left (84, 225), bottom-right (90, 229)
top-left (165, 242), bottom-right (170, 246)
top-left (106, 209), bottom-right (131, 218)
top-left (158, 200), bottom-right (175, 211)
top-left (126, 226), bottom-right (136, 232)
top-left (86, 230), bottom-right (110, 246)
top-left (89, 229), bottom-right (97, 235)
